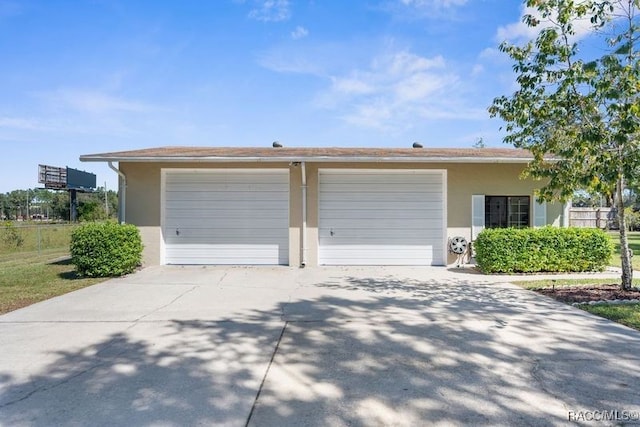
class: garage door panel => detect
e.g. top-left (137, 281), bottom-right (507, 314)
top-left (164, 191), bottom-right (289, 202)
top-left (318, 228), bottom-right (444, 239)
top-left (319, 247), bottom-right (436, 266)
top-left (319, 209), bottom-right (443, 220)
top-left (167, 172), bottom-right (288, 183)
top-left (320, 192), bottom-right (441, 202)
top-left (319, 173), bottom-right (440, 184)
top-left (166, 245), bottom-right (288, 257)
top-left (165, 236), bottom-right (289, 245)
top-left (318, 170), bottom-right (445, 266)
top-left (320, 246), bottom-right (435, 255)
top-left (320, 183), bottom-right (442, 193)
top-left (167, 183), bottom-right (287, 192)
top-left (319, 200), bottom-right (439, 210)
top-left (165, 200), bottom-right (288, 210)
top-left (163, 227), bottom-right (288, 239)
top-left (163, 169), bottom-right (289, 265)
top-left (164, 217), bottom-right (288, 229)
top-left (321, 218), bottom-right (443, 229)
top-left (165, 209), bottom-right (288, 220)
top-left (320, 237), bottom-right (443, 246)
top-left (167, 248), bottom-right (289, 265)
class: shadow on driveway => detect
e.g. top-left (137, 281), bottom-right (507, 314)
top-left (0, 270), bottom-right (639, 426)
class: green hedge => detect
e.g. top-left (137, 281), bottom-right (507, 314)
top-left (474, 227), bottom-right (612, 274)
top-left (70, 222), bottom-right (143, 277)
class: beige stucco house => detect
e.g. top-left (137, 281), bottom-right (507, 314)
top-left (80, 146), bottom-right (568, 267)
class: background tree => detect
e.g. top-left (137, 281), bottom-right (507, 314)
top-left (92, 187), bottom-right (118, 219)
top-left (572, 190), bottom-right (610, 208)
top-left (0, 193), bottom-right (7, 219)
top-left (77, 199), bottom-right (106, 221)
top-left (489, 0), bottom-right (640, 290)
top-left (7, 190), bottom-right (28, 219)
top-left (0, 188), bottom-right (118, 221)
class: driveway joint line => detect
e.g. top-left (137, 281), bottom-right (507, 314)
top-left (0, 365), bottom-right (104, 409)
top-left (0, 333), bottom-right (134, 409)
top-left (245, 320), bottom-right (288, 427)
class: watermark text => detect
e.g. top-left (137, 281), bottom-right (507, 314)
top-left (568, 410), bottom-right (640, 422)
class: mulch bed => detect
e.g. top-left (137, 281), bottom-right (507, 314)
top-left (535, 284), bottom-right (640, 303)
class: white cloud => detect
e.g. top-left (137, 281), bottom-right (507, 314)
top-left (393, 0), bottom-right (468, 18)
top-left (0, 117), bottom-right (43, 131)
top-left (377, 51), bottom-right (445, 76)
top-left (248, 0), bottom-right (291, 22)
top-left (471, 63), bottom-right (484, 76)
top-left (257, 53), bottom-right (324, 75)
top-left (400, 0), bottom-right (467, 7)
top-left (495, 5), bottom-right (540, 42)
top-left (478, 47), bottom-right (501, 60)
top-left (291, 25), bottom-right (308, 40)
top-left (331, 76), bottom-right (375, 96)
top-left (34, 89), bottom-right (160, 115)
top-left (0, 89), bottom-right (167, 139)
top-left (343, 101), bottom-right (394, 131)
top-left (313, 50), bottom-right (483, 130)
top-left (495, 2), bottom-right (616, 43)
top-left (0, 114), bottom-right (133, 135)
top-left (259, 40), bottom-right (485, 131)
top-left (393, 72), bottom-right (450, 102)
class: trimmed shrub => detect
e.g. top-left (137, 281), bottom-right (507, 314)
top-left (70, 222), bottom-right (142, 277)
top-left (474, 226), bottom-right (612, 274)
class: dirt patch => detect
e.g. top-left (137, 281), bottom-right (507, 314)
top-left (535, 284), bottom-right (640, 303)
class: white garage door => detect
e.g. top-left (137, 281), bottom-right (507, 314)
top-left (163, 169), bottom-right (289, 265)
top-left (318, 170), bottom-right (446, 266)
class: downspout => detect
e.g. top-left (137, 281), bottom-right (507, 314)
top-left (301, 161), bottom-right (307, 267)
top-left (108, 161), bottom-right (126, 223)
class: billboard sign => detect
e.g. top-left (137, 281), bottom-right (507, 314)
top-left (38, 164), bottom-right (67, 189)
top-left (38, 164), bottom-right (96, 190)
top-left (66, 167), bottom-right (96, 190)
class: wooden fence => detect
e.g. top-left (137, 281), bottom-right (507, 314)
top-left (569, 207), bottom-right (615, 229)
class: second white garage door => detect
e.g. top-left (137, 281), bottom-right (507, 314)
top-left (162, 169), bottom-right (289, 265)
top-left (318, 169), bottom-right (446, 266)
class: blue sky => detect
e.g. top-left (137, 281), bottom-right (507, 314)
top-left (0, 0), bottom-right (535, 193)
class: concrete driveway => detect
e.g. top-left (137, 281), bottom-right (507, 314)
top-left (1, 266), bottom-right (639, 426)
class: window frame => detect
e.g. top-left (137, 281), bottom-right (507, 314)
top-left (484, 195), bottom-right (531, 229)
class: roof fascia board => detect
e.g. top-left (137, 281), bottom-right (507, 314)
top-left (80, 155), bottom-right (534, 164)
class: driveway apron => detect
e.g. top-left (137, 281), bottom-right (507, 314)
top-left (0, 266), bottom-right (639, 426)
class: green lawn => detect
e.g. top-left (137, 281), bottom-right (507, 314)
top-left (609, 230), bottom-right (640, 270)
top-left (0, 250), bottom-right (104, 314)
top-left (0, 222), bottom-right (77, 257)
top-left (581, 304), bottom-right (640, 330)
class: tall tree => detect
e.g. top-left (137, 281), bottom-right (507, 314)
top-left (490, 0), bottom-right (640, 290)
top-left (7, 190), bottom-right (28, 219)
top-left (0, 193), bottom-right (7, 219)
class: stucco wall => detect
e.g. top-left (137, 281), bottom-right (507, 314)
top-left (119, 161), bottom-right (563, 267)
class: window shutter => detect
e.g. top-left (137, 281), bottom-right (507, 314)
top-left (533, 199), bottom-right (547, 227)
top-left (472, 195), bottom-right (485, 239)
